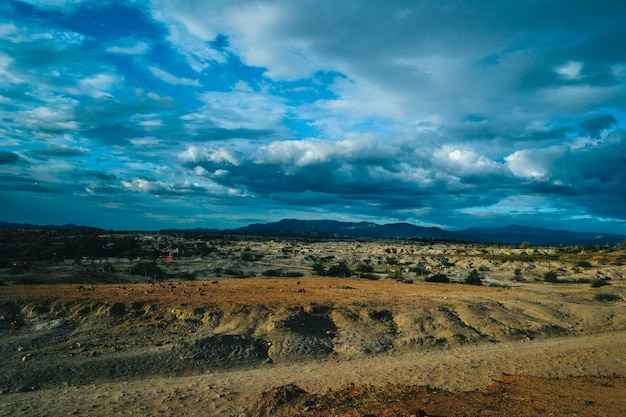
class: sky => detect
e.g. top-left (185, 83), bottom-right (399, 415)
top-left (1, 0), bottom-right (626, 233)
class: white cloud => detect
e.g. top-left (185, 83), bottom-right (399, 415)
top-left (0, 53), bottom-right (22, 85)
top-left (149, 1), bottom-right (228, 72)
top-left (255, 139), bottom-right (332, 167)
top-left (555, 61), bottom-right (583, 79)
top-left (178, 145), bottom-right (239, 166)
top-left (107, 42), bottom-right (150, 55)
top-left (505, 150), bottom-right (548, 179)
top-left (129, 137), bottom-right (162, 147)
top-left (0, 23), bottom-right (18, 39)
top-left (435, 146), bottom-right (501, 174)
top-left (78, 73), bottom-right (121, 98)
top-left (148, 66), bottom-right (200, 86)
top-left (192, 166), bottom-right (208, 176)
top-left (190, 91), bottom-right (286, 130)
top-left (15, 103), bottom-right (80, 131)
top-left (505, 146), bottom-right (570, 181)
top-left (131, 114), bottom-right (164, 129)
top-left (367, 163), bottom-right (435, 187)
top-left (253, 135), bottom-right (390, 168)
top-left (150, 0), bottom-right (319, 80)
top-left (122, 178), bottom-right (171, 194)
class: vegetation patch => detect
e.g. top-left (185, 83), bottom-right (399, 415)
top-left (594, 293), bottom-right (622, 302)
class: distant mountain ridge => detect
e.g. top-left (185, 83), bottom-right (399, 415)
top-left (461, 224), bottom-right (626, 246)
top-left (0, 221), bottom-right (103, 232)
top-left (227, 218), bottom-right (464, 240)
top-left (227, 219), bottom-right (626, 246)
top-left (2, 219), bottom-right (625, 246)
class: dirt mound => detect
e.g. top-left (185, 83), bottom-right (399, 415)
top-left (261, 305), bottom-right (337, 359)
top-left (245, 384), bottom-right (309, 417)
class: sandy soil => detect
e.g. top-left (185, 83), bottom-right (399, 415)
top-left (1, 277), bottom-right (625, 416)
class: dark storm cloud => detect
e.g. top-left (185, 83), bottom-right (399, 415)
top-left (196, 128), bottom-right (273, 142)
top-left (71, 169), bottom-right (116, 181)
top-left (580, 114), bottom-right (618, 135)
top-left (27, 146), bottom-right (89, 160)
top-left (84, 124), bottom-right (144, 146)
top-left (0, 151), bottom-right (20, 165)
top-left (0, 174), bottom-right (62, 194)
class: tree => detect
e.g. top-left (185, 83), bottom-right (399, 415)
top-left (312, 261), bottom-right (326, 276)
top-left (355, 263), bottom-right (374, 273)
top-left (389, 268), bottom-right (403, 280)
top-left (327, 261), bottom-right (352, 278)
top-left (465, 269), bottom-right (482, 286)
top-left (130, 261), bottom-right (164, 281)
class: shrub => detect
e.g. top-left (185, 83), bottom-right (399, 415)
top-left (354, 263), bottom-right (374, 273)
top-left (544, 271), bottom-right (559, 283)
top-left (240, 251), bottom-right (255, 261)
top-left (425, 273), bottom-right (449, 283)
top-left (263, 269), bottom-right (303, 278)
top-left (465, 269), bottom-right (482, 286)
top-left (590, 279), bottom-right (609, 288)
top-left (577, 260), bottom-right (593, 268)
top-left (130, 261), bottom-right (164, 279)
top-left (359, 273), bottom-right (379, 280)
top-left (594, 293), bottom-right (622, 302)
top-left (409, 266), bottom-right (431, 276)
top-left (223, 268), bottom-right (245, 277)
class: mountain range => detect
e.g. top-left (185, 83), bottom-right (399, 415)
top-left (224, 219), bottom-right (626, 246)
top-left (2, 219), bottom-right (625, 246)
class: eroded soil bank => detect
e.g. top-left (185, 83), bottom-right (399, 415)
top-left (1, 278), bottom-right (625, 416)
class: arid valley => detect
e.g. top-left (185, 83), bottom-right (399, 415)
top-left (1, 230), bottom-right (626, 416)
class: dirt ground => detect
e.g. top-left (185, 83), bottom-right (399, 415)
top-left (1, 277), bottom-right (625, 416)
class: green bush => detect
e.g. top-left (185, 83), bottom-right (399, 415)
top-left (263, 269), bottom-right (304, 278)
top-left (222, 268), bottom-right (245, 277)
top-left (594, 293), bottom-right (622, 302)
top-left (465, 269), bottom-right (482, 286)
top-left (327, 261), bottom-right (352, 278)
top-left (544, 271), bottom-right (559, 283)
top-left (130, 261), bottom-right (164, 279)
top-left (312, 261), bottom-right (326, 276)
top-left (359, 273), bottom-right (379, 280)
top-left (354, 263), bottom-right (374, 273)
top-left (410, 266), bottom-right (431, 276)
top-left (425, 273), bottom-right (449, 283)
top-left (590, 279), bottom-right (609, 288)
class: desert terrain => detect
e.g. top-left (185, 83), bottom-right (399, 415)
top-left (1, 233), bottom-right (626, 416)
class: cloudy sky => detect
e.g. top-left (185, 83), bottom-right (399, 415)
top-left (1, 0), bottom-right (626, 233)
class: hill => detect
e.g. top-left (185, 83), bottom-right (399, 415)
top-left (227, 218), bottom-right (465, 240)
top-left (2, 219), bottom-right (625, 246)
top-left (461, 224), bottom-right (626, 246)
